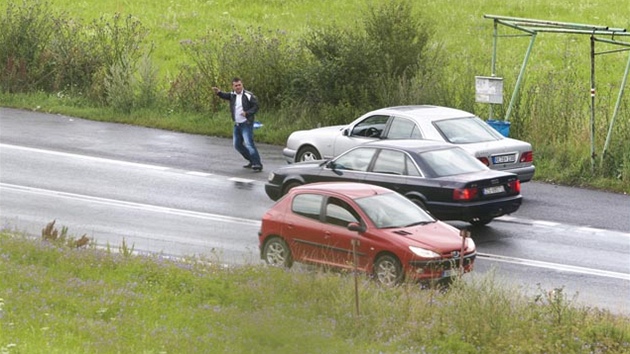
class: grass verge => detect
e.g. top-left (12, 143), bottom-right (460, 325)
top-left (1, 230), bottom-right (629, 353)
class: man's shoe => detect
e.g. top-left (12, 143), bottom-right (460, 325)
top-left (243, 163), bottom-right (253, 168)
top-left (252, 165), bottom-right (263, 172)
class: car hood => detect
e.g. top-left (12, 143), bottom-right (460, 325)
top-left (387, 221), bottom-right (464, 252)
top-left (275, 160), bottom-right (328, 173)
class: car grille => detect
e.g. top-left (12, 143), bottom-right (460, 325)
top-left (408, 253), bottom-right (475, 270)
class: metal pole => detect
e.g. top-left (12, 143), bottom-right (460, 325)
top-left (505, 33), bottom-right (537, 122)
top-left (590, 36), bottom-right (596, 173)
top-left (602, 51), bottom-right (630, 165)
top-left (352, 239), bottom-right (360, 316)
top-left (489, 20), bottom-right (499, 120)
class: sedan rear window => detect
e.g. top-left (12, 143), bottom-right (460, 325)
top-left (433, 117), bottom-right (502, 144)
top-left (417, 148), bottom-right (488, 177)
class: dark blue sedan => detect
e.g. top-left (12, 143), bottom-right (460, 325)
top-left (265, 140), bottom-right (522, 226)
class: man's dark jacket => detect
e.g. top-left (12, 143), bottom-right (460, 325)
top-left (216, 90), bottom-right (259, 124)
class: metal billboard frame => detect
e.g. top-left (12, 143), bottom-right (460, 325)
top-left (483, 15), bottom-right (630, 170)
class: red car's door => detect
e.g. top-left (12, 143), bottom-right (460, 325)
top-left (282, 193), bottom-right (328, 263)
top-left (318, 197), bottom-right (374, 270)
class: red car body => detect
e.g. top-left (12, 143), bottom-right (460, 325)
top-left (259, 182), bottom-right (476, 285)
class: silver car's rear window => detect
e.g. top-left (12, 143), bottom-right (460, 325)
top-left (433, 117), bottom-right (502, 144)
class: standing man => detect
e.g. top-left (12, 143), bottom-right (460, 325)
top-left (212, 77), bottom-right (263, 171)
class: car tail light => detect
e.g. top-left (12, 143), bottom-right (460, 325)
top-left (508, 180), bottom-right (521, 193)
top-left (520, 151), bottom-right (533, 163)
top-left (453, 187), bottom-right (478, 201)
top-left (477, 157), bottom-right (490, 166)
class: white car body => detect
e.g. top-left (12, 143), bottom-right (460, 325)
top-left (282, 105), bottom-right (535, 182)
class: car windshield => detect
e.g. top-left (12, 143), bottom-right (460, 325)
top-left (417, 147), bottom-right (488, 177)
top-left (354, 193), bottom-right (435, 229)
top-left (433, 116), bottom-right (502, 144)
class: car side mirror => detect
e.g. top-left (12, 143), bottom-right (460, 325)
top-left (347, 222), bottom-right (365, 233)
top-left (342, 128), bottom-right (350, 136)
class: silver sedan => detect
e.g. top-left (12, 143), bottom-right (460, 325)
top-left (282, 105), bottom-right (535, 182)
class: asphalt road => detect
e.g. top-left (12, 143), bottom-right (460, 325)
top-left (1, 107), bottom-right (629, 315)
top-left (2, 107), bottom-right (627, 232)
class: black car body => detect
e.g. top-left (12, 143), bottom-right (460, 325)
top-left (266, 140), bottom-right (522, 226)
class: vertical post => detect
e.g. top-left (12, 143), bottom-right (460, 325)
top-left (505, 33), bottom-right (537, 122)
top-left (602, 50), bottom-right (630, 166)
top-left (458, 229), bottom-right (470, 276)
top-left (489, 20), bottom-right (499, 120)
top-left (352, 239), bottom-right (360, 316)
top-left (590, 36), bottom-right (596, 173)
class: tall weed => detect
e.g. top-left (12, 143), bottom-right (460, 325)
top-left (0, 0), bottom-right (55, 92)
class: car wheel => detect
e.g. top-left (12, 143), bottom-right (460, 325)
top-left (470, 217), bottom-right (493, 226)
top-left (373, 254), bottom-right (403, 286)
top-left (282, 181), bottom-right (302, 196)
top-left (410, 197), bottom-right (427, 211)
top-left (296, 146), bottom-right (321, 162)
top-left (262, 237), bottom-right (293, 268)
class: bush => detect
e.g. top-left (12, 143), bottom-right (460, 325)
top-left (301, 0), bottom-right (438, 114)
top-left (0, 0), bottom-right (55, 93)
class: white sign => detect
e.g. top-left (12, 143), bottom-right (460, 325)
top-left (475, 76), bottom-right (503, 104)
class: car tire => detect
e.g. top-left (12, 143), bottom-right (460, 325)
top-left (470, 217), bottom-right (493, 226)
top-left (409, 197), bottom-right (427, 211)
top-left (282, 181), bottom-right (302, 196)
top-left (296, 146), bottom-right (321, 162)
top-left (262, 237), bottom-right (293, 268)
top-left (373, 254), bottom-right (403, 286)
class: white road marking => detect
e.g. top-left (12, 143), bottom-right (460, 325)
top-left (3, 142), bottom-right (629, 280)
top-left (186, 171), bottom-right (214, 177)
top-left (1, 143), bottom-right (170, 170)
top-left (229, 177), bottom-right (257, 183)
top-left (477, 252), bottom-right (630, 281)
top-left (0, 183), bottom-right (261, 227)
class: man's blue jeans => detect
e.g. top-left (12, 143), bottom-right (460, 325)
top-left (233, 122), bottom-right (262, 166)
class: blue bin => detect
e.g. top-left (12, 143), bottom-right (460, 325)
top-left (487, 119), bottom-right (510, 137)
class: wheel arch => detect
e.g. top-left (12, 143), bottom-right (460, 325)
top-left (372, 251), bottom-right (402, 270)
top-left (296, 144), bottom-right (322, 162)
top-left (281, 176), bottom-right (307, 195)
top-left (372, 251), bottom-right (405, 284)
top-left (261, 234), bottom-right (288, 253)
top-left (404, 192), bottom-right (429, 209)
top-left (261, 235), bottom-right (294, 267)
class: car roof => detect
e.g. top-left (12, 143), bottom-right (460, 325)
top-left (370, 105), bottom-right (475, 120)
top-left (362, 139), bottom-right (459, 152)
top-left (290, 182), bottom-right (393, 198)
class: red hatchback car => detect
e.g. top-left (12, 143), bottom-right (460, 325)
top-left (259, 182), bottom-right (476, 286)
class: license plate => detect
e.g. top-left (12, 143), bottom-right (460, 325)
top-left (442, 268), bottom-right (457, 278)
top-left (493, 154), bottom-right (516, 164)
top-left (483, 185), bottom-right (505, 195)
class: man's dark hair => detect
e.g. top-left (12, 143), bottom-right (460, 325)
top-left (232, 77), bottom-right (241, 83)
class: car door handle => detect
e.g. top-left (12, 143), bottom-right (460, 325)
top-left (324, 230), bottom-right (332, 239)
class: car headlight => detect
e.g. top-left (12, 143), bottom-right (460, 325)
top-left (267, 172), bottom-right (275, 182)
top-left (466, 237), bottom-right (476, 251)
top-left (409, 246), bottom-right (440, 258)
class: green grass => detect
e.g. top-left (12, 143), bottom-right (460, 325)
top-left (1, 230), bottom-right (629, 353)
top-left (2, 0), bottom-right (628, 193)
top-left (36, 0), bottom-right (629, 79)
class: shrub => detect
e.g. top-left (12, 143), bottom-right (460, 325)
top-left (297, 0), bottom-right (441, 122)
top-left (0, 0), bottom-right (55, 93)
